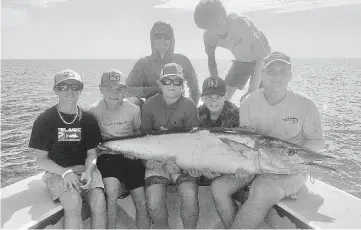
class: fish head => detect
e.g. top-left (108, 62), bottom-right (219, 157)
top-left (256, 138), bottom-right (335, 173)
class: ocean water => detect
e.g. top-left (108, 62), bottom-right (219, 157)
top-left (1, 59), bottom-right (361, 198)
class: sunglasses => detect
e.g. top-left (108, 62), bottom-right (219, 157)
top-left (55, 83), bottom-right (83, 91)
top-left (161, 78), bottom-right (184, 86)
top-left (154, 33), bottom-right (171, 40)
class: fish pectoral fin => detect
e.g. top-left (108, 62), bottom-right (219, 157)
top-left (304, 162), bottom-right (337, 171)
top-left (218, 137), bottom-right (255, 153)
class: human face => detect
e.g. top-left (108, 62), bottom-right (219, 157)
top-left (159, 76), bottom-right (184, 98)
top-left (100, 84), bottom-right (127, 103)
top-left (202, 94), bottom-right (226, 113)
top-left (54, 79), bottom-right (82, 104)
top-left (262, 61), bottom-right (292, 91)
top-left (153, 32), bottom-right (171, 53)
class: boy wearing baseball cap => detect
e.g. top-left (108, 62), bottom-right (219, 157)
top-left (29, 69), bottom-right (106, 229)
top-left (141, 63), bottom-right (201, 229)
top-left (87, 69), bottom-right (150, 228)
top-left (218, 51), bottom-right (325, 228)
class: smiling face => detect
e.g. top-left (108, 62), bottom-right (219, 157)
top-left (54, 79), bottom-right (82, 104)
top-left (202, 94), bottom-right (226, 113)
top-left (262, 61), bottom-right (292, 91)
top-left (159, 75), bottom-right (184, 99)
top-left (99, 83), bottom-right (127, 104)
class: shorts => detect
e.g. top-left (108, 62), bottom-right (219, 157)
top-left (144, 163), bottom-right (197, 188)
top-left (42, 165), bottom-right (104, 201)
top-left (97, 154), bottom-right (145, 191)
top-left (224, 60), bottom-right (256, 89)
top-left (250, 173), bottom-right (308, 197)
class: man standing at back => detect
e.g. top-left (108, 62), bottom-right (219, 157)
top-left (194, 0), bottom-right (271, 101)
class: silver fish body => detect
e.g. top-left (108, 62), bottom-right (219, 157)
top-left (101, 128), bottom-right (334, 175)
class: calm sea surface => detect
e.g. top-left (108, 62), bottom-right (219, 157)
top-left (1, 59), bottom-right (361, 198)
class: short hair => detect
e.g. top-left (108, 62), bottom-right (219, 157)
top-left (194, 0), bottom-right (227, 30)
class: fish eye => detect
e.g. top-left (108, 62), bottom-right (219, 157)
top-left (287, 149), bottom-right (297, 156)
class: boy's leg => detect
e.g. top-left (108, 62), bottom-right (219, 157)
top-left (145, 178), bottom-right (170, 229)
top-left (210, 175), bottom-right (252, 229)
top-left (176, 173), bottom-right (199, 229)
top-left (123, 157), bottom-right (150, 228)
top-left (58, 191), bottom-right (83, 229)
top-left (97, 154), bottom-right (126, 229)
top-left (231, 174), bottom-right (307, 229)
top-left (84, 187), bottom-right (106, 229)
top-left (43, 172), bottom-right (83, 229)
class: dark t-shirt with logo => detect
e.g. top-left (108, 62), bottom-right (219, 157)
top-left (29, 105), bottom-right (102, 167)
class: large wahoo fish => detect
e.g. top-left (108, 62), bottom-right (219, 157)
top-left (101, 128), bottom-right (335, 175)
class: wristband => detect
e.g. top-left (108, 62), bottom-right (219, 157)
top-left (61, 169), bottom-right (73, 178)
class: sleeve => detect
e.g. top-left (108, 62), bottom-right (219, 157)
top-left (132, 107), bottom-right (141, 133)
top-left (183, 57), bottom-right (200, 105)
top-left (126, 59), bottom-right (145, 87)
top-left (238, 98), bottom-right (255, 131)
top-left (183, 101), bottom-right (200, 129)
top-left (302, 100), bottom-right (325, 144)
top-left (83, 115), bottom-right (102, 149)
top-left (140, 104), bottom-right (154, 134)
top-left (28, 116), bottom-right (50, 151)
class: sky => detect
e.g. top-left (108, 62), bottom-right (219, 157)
top-left (1, 0), bottom-right (361, 59)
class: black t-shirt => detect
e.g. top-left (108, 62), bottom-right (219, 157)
top-left (29, 105), bottom-right (102, 167)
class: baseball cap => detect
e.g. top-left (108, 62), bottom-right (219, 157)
top-left (160, 63), bottom-right (184, 80)
top-left (201, 76), bottom-right (226, 96)
top-left (263, 52), bottom-right (291, 69)
top-left (54, 69), bottom-right (83, 87)
top-left (101, 69), bottom-right (127, 86)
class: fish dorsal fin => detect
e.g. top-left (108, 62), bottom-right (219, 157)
top-left (218, 137), bottom-right (256, 152)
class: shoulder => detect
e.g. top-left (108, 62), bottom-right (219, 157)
top-left (203, 30), bottom-right (218, 46)
top-left (180, 96), bottom-right (197, 110)
top-left (143, 94), bottom-right (161, 111)
top-left (81, 108), bottom-right (98, 122)
top-left (87, 100), bottom-right (102, 113)
top-left (243, 89), bottom-right (263, 104)
top-left (228, 14), bottom-right (252, 30)
top-left (288, 90), bottom-right (319, 109)
top-left (34, 106), bottom-right (57, 125)
top-left (173, 54), bottom-right (194, 69)
top-left (224, 101), bottom-right (239, 113)
top-left (123, 100), bottom-right (141, 114)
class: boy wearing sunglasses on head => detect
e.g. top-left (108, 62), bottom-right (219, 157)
top-left (86, 69), bottom-right (150, 229)
top-left (29, 69), bottom-right (106, 229)
top-left (141, 63), bottom-right (202, 229)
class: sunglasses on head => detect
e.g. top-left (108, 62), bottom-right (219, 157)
top-left (55, 83), bottom-right (83, 91)
top-left (154, 33), bottom-right (171, 40)
top-left (161, 78), bottom-right (183, 86)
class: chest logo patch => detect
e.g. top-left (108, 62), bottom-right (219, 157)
top-left (282, 117), bottom-right (299, 124)
top-left (58, 128), bottom-right (81, 142)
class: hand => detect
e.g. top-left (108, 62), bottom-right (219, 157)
top-left (234, 168), bottom-right (254, 184)
top-left (187, 168), bottom-right (203, 178)
top-left (165, 157), bottom-right (181, 174)
top-left (240, 92), bottom-right (250, 102)
top-left (63, 171), bottom-right (81, 193)
top-left (146, 160), bottom-right (164, 170)
top-left (201, 168), bottom-right (221, 179)
top-left (80, 170), bottom-right (93, 190)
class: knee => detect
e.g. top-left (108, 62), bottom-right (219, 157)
top-left (211, 178), bottom-right (233, 199)
top-left (248, 178), bottom-right (284, 206)
top-left (62, 192), bottom-right (83, 213)
top-left (127, 97), bottom-right (144, 108)
top-left (88, 189), bottom-right (106, 213)
top-left (179, 183), bottom-right (198, 207)
top-left (104, 179), bottom-right (120, 200)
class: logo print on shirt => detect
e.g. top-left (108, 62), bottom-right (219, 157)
top-left (282, 117), bottom-right (299, 124)
top-left (58, 128), bottom-right (81, 142)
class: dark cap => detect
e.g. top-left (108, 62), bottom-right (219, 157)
top-left (160, 63), bottom-right (184, 79)
top-left (201, 76), bottom-right (226, 96)
top-left (263, 52), bottom-right (291, 69)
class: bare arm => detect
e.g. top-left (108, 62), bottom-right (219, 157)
top-left (247, 60), bottom-right (263, 93)
top-left (207, 45), bottom-right (218, 77)
top-left (84, 148), bottom-right (97, 174)
top-left (35, 149), bottom-right (68, 176)
top-left (302, 101), bottom-right (325, 152)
